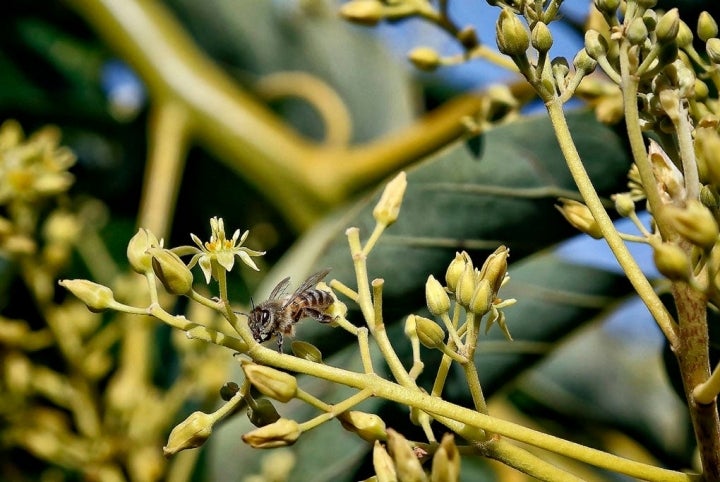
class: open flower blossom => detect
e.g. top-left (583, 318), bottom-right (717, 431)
top-left (187, 217), bottom-right (265, 283)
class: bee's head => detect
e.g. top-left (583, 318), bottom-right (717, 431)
top-left (247, 307), bottom-right (274, 343)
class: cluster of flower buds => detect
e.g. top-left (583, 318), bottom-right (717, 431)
top-left (417, 247), bottom-right (514, 351)
top-left (372, 430), bottom-right (460, 482)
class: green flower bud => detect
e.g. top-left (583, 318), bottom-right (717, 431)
top-left (653, 242), bottom-right (691, 281)
top-left (662, 200), bottom-right (719, 250)
top-left (445, 252), bottom-right (468, 292)
top-left (655, 8), bottom-right (680, 44)
top-left (573, 48), bottom-right (598, 73)
top-left (701, 185), bottom-right (719, 210)
top-left (219, 382), bottom-right (239, 401)
top-left (551, 57), bottom-right (569, 80)
top-left (59, 279), bottom-right (115, 313)
top-left (478, 245), bottom-right (510, 294)
top-left (531, 22), bottom-right (553, 53)
top-left (339, 0), bottom-right (384, 26)
top-left (555, 198), bottom-right (603, 239)
top-left (247, 398), bottom-right (281, 427)
top-left (163, 411), bottom-right (213, 456)
top-left (496, 8), bottom-right (530, 56)
top-left (594, 0), bottom-right (619, 14)
top-left (291, 341), bottom-right (323, 363)
top-left (457, 26), bottom-right (479, 50)
top-left (387, 429), bottom-right (424, 482)
top-left (415, 315), bottom-right (446, 349)
top-left (468, 279), bottom-right (493, 315)
top-left (373, 171), bottom-right (407, 226)
top-left (584, 30), bottom-right (607, 60)
top-left (613, 193), bottom-right (636, 217)
top-left (637, 0), bottom-right (657, 8)
top-left (455, 263), bottom-right (476, 307)
top-left (430, 433), bottom-right (460, 482)
top-left (642, 10), bottom-right (658, 32)
top-left (676, 20), bottom-right (693, 49)
top-left (627, 17), bottom-right (649, 46)
top-left (373, 440), bottom-right (397, 482)
top-left (127, 228), bottom-right (159, 274)
top-left (425, 275), bottom-right (450, 316)
top-left (242, 418), bottom-right (301, 448)
top-left (707, 38), bottom-right (720, 64)
top-left (339, 411), bottom-right (387, 442)
top-left (408, 47), bottom-right (441, 71)
top-left (698, 11), bottom-right (718, 42)
top-left (149, 248), bottom-right (193, 295)
top-left (242, 362), bottom-right (298, 403)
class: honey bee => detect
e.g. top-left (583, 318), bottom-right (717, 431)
top-left (247, 269), bottom-right (335, 351)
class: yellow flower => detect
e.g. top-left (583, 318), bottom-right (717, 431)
top-left (187, 217), bottom-right (265, 283)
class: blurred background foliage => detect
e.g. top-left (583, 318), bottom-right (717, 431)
top-left (1, 0), bottom-right (719, 481)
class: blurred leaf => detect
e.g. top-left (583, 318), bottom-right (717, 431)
top-left (167, 0), bottom-right (417, 143)
top-left (514, 319), bottom-right (694, 467)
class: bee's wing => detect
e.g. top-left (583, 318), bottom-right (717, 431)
top-left (282, 268), bottom-right (331, 308)
top-left (267, 277), bottom-right (291, 300)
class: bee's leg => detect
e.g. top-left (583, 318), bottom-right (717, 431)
top-left (276, 333), bottom-right (284, 352)
top-left (305, 308), bottom-right (336, 324)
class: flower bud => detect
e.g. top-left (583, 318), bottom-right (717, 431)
top-left (445, 252), bottom-right (468, 292)
top-left (496, 8), bottom-right (530, 56)
top-left (339, 411), bottom-right (387, 442)
top-left (555, 198), bottom-right (603, 239)
top-left (478, 245), bottom-right (509, 294)
top-left (408, 47), bottom-right (441, 71)
top-left (291, 341), bottom-right (323, 363)
top-left (701, 185), bottom-right (719, 210)
top-left (468, 279), bottom-right (493, 315)
top-left (247, 398), bottom-right (281, 427)
top-left (242, 418), bottom-right (301, 448)
top-left (457, 26), bottom-right (478, 50)
top-left (163, 411), bottom-right (213, 456)
top-left (339, 0), bottom-right (384, 26)
top-left (662, 200), bottom-right (719, 250)
top-left (707, 38), bottom-right (720, 64)
top-left (59, 279), bottom-right (115, 312)
top-left (573, 48), bottom-right (597, 73)
top-left (386, 429), bottom-right (424, 482)
top-left (675, 20), bottom-right (693, 49)
top-left (593, 0), bottom-right (620, 14)
top-left (219, 382), bottom-right (239, 401)
top-left (652, 242), bottom-right (691, 281)
top-left (531, 22), bottom-right (553, 53)
top-left (698, 12), bottom-right (718, 42)
top-left (613, 193), bottom-right (636, 217)
top-left (655, 8), bottom-right (680, 44)
top-left (373, 171), bottom-right (407, 226)
top-left (627, 17), bottom-right (648, 46)
top-left (430, 433), bottom-right (460, 482)
top-left (149, 248), bottom-right (193, 295)
top-left (127, 228), bottom-right (159, 274)
top-left (425, 275), bottom-right (450, 316)
top-left (455, 263), bottom-right (476, 307)
top-left (242, 362), bottom-right (297, 403)
top-left (584, 30), bottom-right (608, 60)
top-left (373, 440), bottom-right (397, 482)
top-left (414, 316), bottom-right (446, 349)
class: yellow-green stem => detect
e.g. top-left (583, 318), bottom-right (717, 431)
top-left (545, 99), bottom-right (678, 346)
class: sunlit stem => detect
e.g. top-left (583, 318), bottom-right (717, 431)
top-left (299, 389), bottom-right (373, 432)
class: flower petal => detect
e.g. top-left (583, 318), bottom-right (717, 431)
top-left (198, 255), bottom-right (213, 284)
top-left (238, 250), bottom-right (260, 271)
top-left (216, 251), bottom-right (235, 272)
